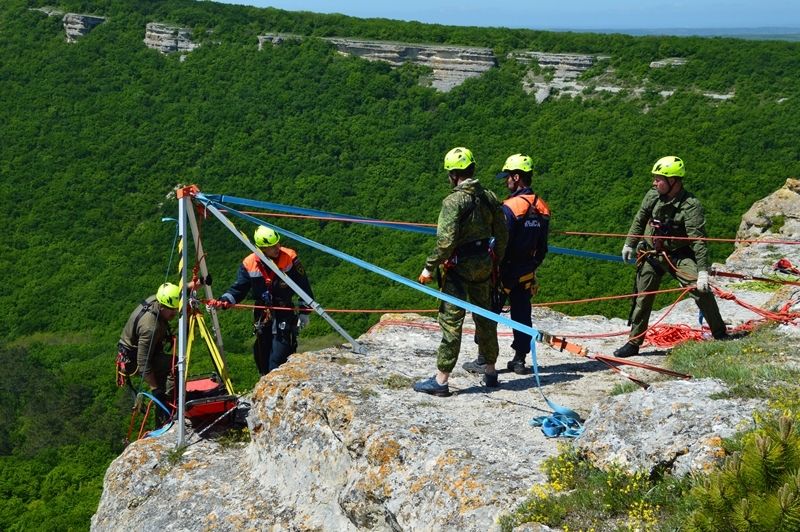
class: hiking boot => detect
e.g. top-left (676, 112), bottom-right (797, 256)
top-left (412, 376), bottom-right (451, 397)
top-left (482, 372), bottom-right (499, 388)
top-left (613, 342), bottom-right (640, 358)
top-left (462, 358), bottom-right (487, 375)
top-left (506, 352), bottom-right (528, 375)
top-left (713, 331), bottom-right (732, 341)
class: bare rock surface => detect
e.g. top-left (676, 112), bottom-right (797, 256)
top-left (143, 22), bottom-right (200, 54)
top-left (92, 274), bottom-right (786, 530)
top-left (63, 13), bottom-right (105, 43)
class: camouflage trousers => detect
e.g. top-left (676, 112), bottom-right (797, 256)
top-left (629, 252), bottom-right (726, 345)
top-left (436, 271), bottom-right (499, 373)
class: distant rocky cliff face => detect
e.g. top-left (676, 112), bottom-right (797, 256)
top-left (30, 7), bottom-right (737, 100)
top-left (63, 13), bottom-right (105, 43)
top-left (30, 9), bottom-right (106, 42)
top-left (143, 22), bottom-right (200, 55)
top-left (324, 37), bottom-right (497, 92)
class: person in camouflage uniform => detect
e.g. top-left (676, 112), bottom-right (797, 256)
top-left (413, 147), bottom-right (508, 396)
top-left (118, 282), bottom-right (180, 425)
top-left (614, 156), bottom-right (728, 358)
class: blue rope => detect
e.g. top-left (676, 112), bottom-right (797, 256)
top-left (205, 194), bottom-right (622, 263)
top-left (196, 193), bottom-right (582, 428)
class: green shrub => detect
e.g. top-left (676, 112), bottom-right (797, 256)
top-left (685, 415), bottom-right (800, 531)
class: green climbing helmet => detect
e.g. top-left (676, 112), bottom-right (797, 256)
top-left (156, 282), bottom-right (181, 309)
top-left (502, 153), bottom-right (533, 173)
top-left (443, 147), bottom-right (475, 171)
top-left (651, 156), bottom-right (685, 178)
top-left (254, 226), bottom-right (280, 247)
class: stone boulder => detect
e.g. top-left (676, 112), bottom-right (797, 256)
top-left (576, 379), bottom-right (762, 476)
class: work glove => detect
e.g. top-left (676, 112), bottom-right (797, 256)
top-left (621, 245), bottom-right (635, 263)
top-left (297, 313), bottom-right (310, 330)
top-left (206, 298), bottom-right (232, 310)
top-left (418, 268), bottom-right (433, 284)
top-left (696, 270), bottom-right (710, 292)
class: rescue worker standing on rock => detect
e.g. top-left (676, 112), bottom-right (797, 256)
top-left (615, 156), bottom-right (728, 357)
top-left (211, 226), bottom-right (313, 375)
top-left (118, 282), bottom-right (180, 425)
top-left (463, 153), bottom-right (549, 375)
top-left (414, 147), bottom-right (508, 396)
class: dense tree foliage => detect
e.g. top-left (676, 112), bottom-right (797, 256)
top-left (2, 0), bottom-right (800, 528)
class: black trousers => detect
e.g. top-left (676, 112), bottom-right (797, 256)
top-left (253, 310), bottom-right (298, 376)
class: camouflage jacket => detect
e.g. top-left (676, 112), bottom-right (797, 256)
top-left (425, 178), bottom-right (508, 273)
top-left (624, 188), bottom-right (711, 270)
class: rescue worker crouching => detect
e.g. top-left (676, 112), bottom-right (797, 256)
top-left (118, 282), bottom-right (180, 426)
top-left (211, 226), bottom-right (313, 376)
top-left (615, 156), bottom-right (729, 358)
top-left (414, 147), bottom-right (509, 396)
top-left (463, 153), bottom-right (550, 375)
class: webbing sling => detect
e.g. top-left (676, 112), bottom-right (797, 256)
top-left (205, 194), bottom-right (622, 263)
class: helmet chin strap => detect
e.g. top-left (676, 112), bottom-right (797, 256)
top-left (666, 177), bottom-right (680, 196)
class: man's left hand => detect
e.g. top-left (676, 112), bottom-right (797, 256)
top-left (418, 268), bottom-right (433, 284)
top-left (696, 271), bottom-right (710, 292)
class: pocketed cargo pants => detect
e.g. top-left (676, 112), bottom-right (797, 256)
top-left (628, 252), bottom-right (726, 345)
top-left (436, 259), bottom-right (499, 373)
top-left (253, 308), bottom-right (298, 376)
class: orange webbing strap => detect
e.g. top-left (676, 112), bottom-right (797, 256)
top-left (540, 332), bottom-right (588, 356)
top-left (538, 332), bottom-right (693, 386)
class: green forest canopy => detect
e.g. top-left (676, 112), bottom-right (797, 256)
top-left (2, 0), bottom-right (799, 528)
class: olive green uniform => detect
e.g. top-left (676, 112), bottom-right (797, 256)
top-left (624, 188), bottom-right (726, 344)
top-left (425, 178), bottom-right (508, 372)
top-left (119, 296), bottom-right (175, 396)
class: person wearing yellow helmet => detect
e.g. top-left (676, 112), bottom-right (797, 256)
top-left (117, 282), bottom-right (180, 425)
top-left (211, 226), bottom-right (314, 376)
top-left (413, 147), bottom-right (509, 396)
top-left (463, 153), bottom-right (550, 375)
top-left (615, 156), bottom-right (728, 358)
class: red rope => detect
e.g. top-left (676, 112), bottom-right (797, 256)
top-left (560, 230), bottom-right (800, 245)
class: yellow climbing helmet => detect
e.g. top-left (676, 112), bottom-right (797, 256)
top-left (502, 153), bottom-right (533, 173)
top-left (651, 156), bottom-right (685, 178)
top-left (156, 282), bottom-right (181, 309)
top-left (254, 226), bottom-right (280, 247)
top-left (443, 147), bottom-right (475, 171)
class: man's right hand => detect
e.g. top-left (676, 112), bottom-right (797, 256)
top-left (621, 245), bottom-right (635, 263)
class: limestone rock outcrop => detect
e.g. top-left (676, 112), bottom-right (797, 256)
top-left (144, 22), bottom-right (200, 54)
top-left (726, 178), bottom-right (800, 278)
top-left (323, 38), bottom-right (496, 92)
top-left (91, 284), bottom-right (778, 530)
top-left (63, 13), bottom-right (106, 43)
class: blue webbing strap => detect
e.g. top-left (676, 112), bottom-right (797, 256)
top-left (138, 391), bottom-right (173, 438)
top-left (205, 194), bottom-right (622, 263)
top-left (197, 193), bottom-right (580, 424)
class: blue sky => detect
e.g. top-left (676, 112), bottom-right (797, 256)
top-left (211, 1), bottom-right (800, 30)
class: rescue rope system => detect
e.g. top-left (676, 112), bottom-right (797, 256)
top-left (153, 186), bottom-right (798, 445)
